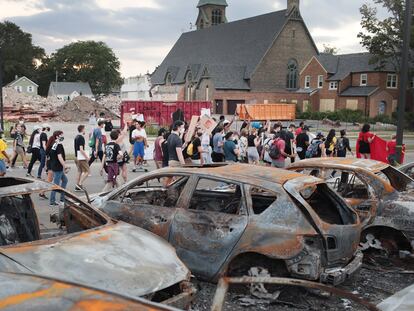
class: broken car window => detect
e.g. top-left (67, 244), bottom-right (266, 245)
top-left (121, 176), bottom-right (189, 208)
top-left (189, 179), bottom-right (242, 214)
top-left (250, 186), bottom-right (277, 214)
top-left (324, 170), bottom-right (370, 200)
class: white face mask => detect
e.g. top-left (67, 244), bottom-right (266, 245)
top-left (179, 127), bottom-right (185, 134)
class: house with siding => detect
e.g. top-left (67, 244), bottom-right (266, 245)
top-left (48, 82), bottom-right (93, 101)
top-left (151, 0), bottom-right (318, 115)
top-left (299, 53), bottom-right (410, 117)
top-left (6, 76), bottom-right (38, 95)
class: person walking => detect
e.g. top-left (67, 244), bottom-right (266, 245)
top-left (11, 124), bottom-right (28, 169)
top-left (190, 129), bottom-right (204, 165)
top-left (223, 132), bottom-right (239, 163)
top-left (101, 130), bottom-right (123, 192)
top-left (325, 129), bottom-right (337, 157)
top-left (247, 128), bottom-right (261, 165)
top-left (358, 124), bottom-right (376, 159)
top-left (74, 125), bottom-right (90, 191)
top-left (262, 132), bottom-right (276, 166)
top-left (26, 125), bottom-right (42, 178)
top-left (212, 127), bottom-right (225, 163)
top-left (38, 124), bottom-right (50, 179)
top-left (154, 128), bottom-right (167, 169)
top-left (0, 129), bottom-right (10, 176)
top-left (131, 121), bottom-right (147, 172)
top-left (167, 121), bottom-right (186, 167)
top-left (116, 124), bottom-right (130, 184)
top-left (271, 132), bottom-right (295, 168)
top-left (89, 120), bottom-right (105, 166)
top-left (337, 130), bottom-right (353, 158)
top-left (307, 132), bottom-right (326, 158)
top-left (49, 131), bottom-right (68, 207)
top-left (296, 126), bottom-right (310, 160)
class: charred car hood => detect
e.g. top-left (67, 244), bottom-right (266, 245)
top-left (0, 222), bottom-right (189, 297)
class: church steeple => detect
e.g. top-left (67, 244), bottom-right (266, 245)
top-left (196, 0), bottom-right (228, 30)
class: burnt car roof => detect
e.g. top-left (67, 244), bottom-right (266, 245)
top-left (156, 164), bottom-right (308, 185)
top-left (0, 272), bottom-right (178, 311)
top-left (288, 158), bottom-right (389, 173)
top-left (0, 177), bottom-right (59, 197)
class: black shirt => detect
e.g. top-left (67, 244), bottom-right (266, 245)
top-left (161, 140), bottom-right (169, 167)
top-left (191, 137), bottom-right (201, 160)
top-left (40, 132), bottom-right (48, 150)
top-left (283, 131), bottom-right (294, 154)
top-left (247, 134), bottom-right (257, 147)
top-left (105, 142), bottom-right (121, 163)
top-left (167, 133), bottom-right (183, 161)
top-left (296, 133), bottom-right (310, 151)
top-left (105, 121), bottom-right (113, 132)
top-left (74, 135), bottom-right (85, 158)
top-left (50, 142), bottom-right (65, 172)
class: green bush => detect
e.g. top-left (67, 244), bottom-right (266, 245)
top-left (297, 109), bottom-right (369, 123)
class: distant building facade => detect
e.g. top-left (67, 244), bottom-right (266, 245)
top-left (299, 53), bottom-right (412, 117)
top-left (121, 75), bottom-right (152, 101)
top-left (6, 76), bottom-right (38, 95)
top-left (48, 82), bottom-right (93, 101)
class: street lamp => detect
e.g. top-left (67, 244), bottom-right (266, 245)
top-left (396, 0), bottom-right (413, 163)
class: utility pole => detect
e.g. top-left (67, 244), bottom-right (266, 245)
top-left (0, 48), bottom-right (4, 131)
top-left (396, 0), bottom-right (413, 163)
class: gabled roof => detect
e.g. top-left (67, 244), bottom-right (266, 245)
top-left (152, 9), bottom-right (292, 89)
top-left (340, 86), bottom-right (379, 97)
top-left (6, 76), bottom-right (38, 87)
top-left (316, 53), bottom-right (396, 81)
top-left (48, 82), bottom-right (93, 96)
top-left (197, 0), bottom-right (228, 7)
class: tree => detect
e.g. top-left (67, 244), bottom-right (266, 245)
top-left (0, 21), bottom-right (45, 86)
top-left (358, 0), bottom-right (414, 71)
top-left (51, 41), bottom-right (122, 95)
top-left (322, 44), bottom-right (339, 55)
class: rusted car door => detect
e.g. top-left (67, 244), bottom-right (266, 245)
top-left (168, 175), bottom-right (248, 280)
top-left (100, 174), bottom-right (190, 241)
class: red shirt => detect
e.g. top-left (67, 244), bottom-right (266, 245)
top-left (358, 131), bottom-right (374, 143)
top-left (275, 138), bottom-right (286, 161)
top-left (387, 140), bottom-right (396, 155)
top-left (295, 128), bottom-right (303, 136)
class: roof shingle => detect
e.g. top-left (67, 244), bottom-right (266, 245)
top-left (340, 86), bottom-right (379, 97)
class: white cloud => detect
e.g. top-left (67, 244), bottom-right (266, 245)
top-left (96, 0), bottom-right (161, 11)
top-left (0, 0), bottom-right (50, 19)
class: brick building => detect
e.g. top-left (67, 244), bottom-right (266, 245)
top-left (151, 0), bottom-right (318, 114)
top-left (299, 53), bottom-right (413, 117)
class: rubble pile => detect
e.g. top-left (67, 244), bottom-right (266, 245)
top-left (55, 96), bottom-right (119, 122)
top-left (97, 95), bottom-right (121, 118)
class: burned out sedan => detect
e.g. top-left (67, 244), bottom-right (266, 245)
top-left (0, 177), bottom-right (195, 308)
top-left (288, 158), bottom-right (414, 253)
top-left (0, 272), bottom-right (179, 311)
top-left (399, 162), bottom-right (414, 179)
top-left (92, 164), bottom-right (362, 286)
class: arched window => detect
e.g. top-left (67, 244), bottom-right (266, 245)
top-left (287, 59), bottom-right (299, 89)
top-left (166, 73), bottom-right (172, 86)
top-left (200, 19), bottom-right (204, 29)
top-left (186, 71), bottom-right (192, 82)
top-left (212, 10), bottom-right (222, 25)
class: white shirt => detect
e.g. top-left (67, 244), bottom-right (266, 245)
top-left (132, 129), bottom-right (147, 140)
top-left (32, 133), bottom-right (41, 149)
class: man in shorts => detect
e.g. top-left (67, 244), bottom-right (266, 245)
top-left (131, 121), bottom-right (147, 172)
top-left (101, 130), bottom-right (123, 192)
top-left (74, 125), bottom-right (90, 191)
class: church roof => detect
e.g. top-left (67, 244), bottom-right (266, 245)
top-left (316, 53), bottom-right (396, 81)
top-left (197, 0), bottom-right (228, 7)
top-left (152, 9), bottom-right (291, 90)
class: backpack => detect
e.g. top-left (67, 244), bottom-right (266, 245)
top-left (337, 137), bottom-right (346, 152)
top-left (269, 139), bottom-right (281, 160)
top-left (306, 140), bottom-right (322, 158)
top-left (88, 133), bottom-right (95, 148)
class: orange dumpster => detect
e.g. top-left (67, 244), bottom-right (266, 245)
top-left (236, 104), bottom-right (296, 121)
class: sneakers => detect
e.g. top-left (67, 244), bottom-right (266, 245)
top-left (74, 184), bottom-right (84, 192)
top-left (26, 173), bottom-right (34, 178)
top-left (49, 202), bottom-right (60, 207)
top-left (39, 193), bottom-right (48, 200)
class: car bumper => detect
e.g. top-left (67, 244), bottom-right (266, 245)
top-left (320, 251), bottom-right (363, 286)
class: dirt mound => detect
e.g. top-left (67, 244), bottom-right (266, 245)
top-left (55, 96), bottom-right (119, 122)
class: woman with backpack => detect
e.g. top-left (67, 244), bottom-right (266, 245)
top-left (325, 129), bottom-right (337, 157)
top-left (306, 132), bottom-right (326, 158)
top-left (337, 130), bottom-right (353, 158)
top-left (358, 124), bottom-right (376, 159)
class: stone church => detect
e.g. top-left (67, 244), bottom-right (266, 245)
top-left (151, 0), bottom-right (318, 114)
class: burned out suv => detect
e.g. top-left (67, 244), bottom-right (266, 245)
top-left (92, 164), bottom-right (362, 286)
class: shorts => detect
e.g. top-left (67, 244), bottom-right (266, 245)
top-left (133, 141), bottom-right (145, 158)
top-left (247, 147), bottom-right (260, 162)
top-left (75, 159), bottom-right (89, 174)
top-left (0, 160), bottom-right (6, 174)
top-left (106, 162), bottom-right (119, 183)
top-left (15, 146), bottom-right (25, 155)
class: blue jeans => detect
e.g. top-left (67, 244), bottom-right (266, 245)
top-left (50, 170), bottom-right (68, 204)
top-left (38, 149), bottom-right (46, 178)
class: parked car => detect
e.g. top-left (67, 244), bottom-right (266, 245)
top-left (287, 158), bottom-right (414, 254)
top-left (0, 177), bottom-right (195, 308)
top-left (0, 272), bottom-right (179, 311)
top-left (91, 164), bottom-right (362, 286)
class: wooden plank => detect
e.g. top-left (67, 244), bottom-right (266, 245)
top-left (185, 115), bottom-right (199, 142)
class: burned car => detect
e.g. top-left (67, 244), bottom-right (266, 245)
top-left (0, 272), bottom-right (179, 311)
top-left (399, 162), bottom-right (414, 179)
top-left (0, 177), bottom-right (195, 308)
top-left (92, 164), bottom-right (362, 286)
top-left (288, 158), bottom-right (414, 253)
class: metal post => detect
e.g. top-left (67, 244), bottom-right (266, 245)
top-left (0, 48), bottom-right (4, 131)
top-left (396, 0), bottom-right (412, 163)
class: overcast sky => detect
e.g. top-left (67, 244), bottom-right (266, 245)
top-left (0, 0), bottom-right (389, 78)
